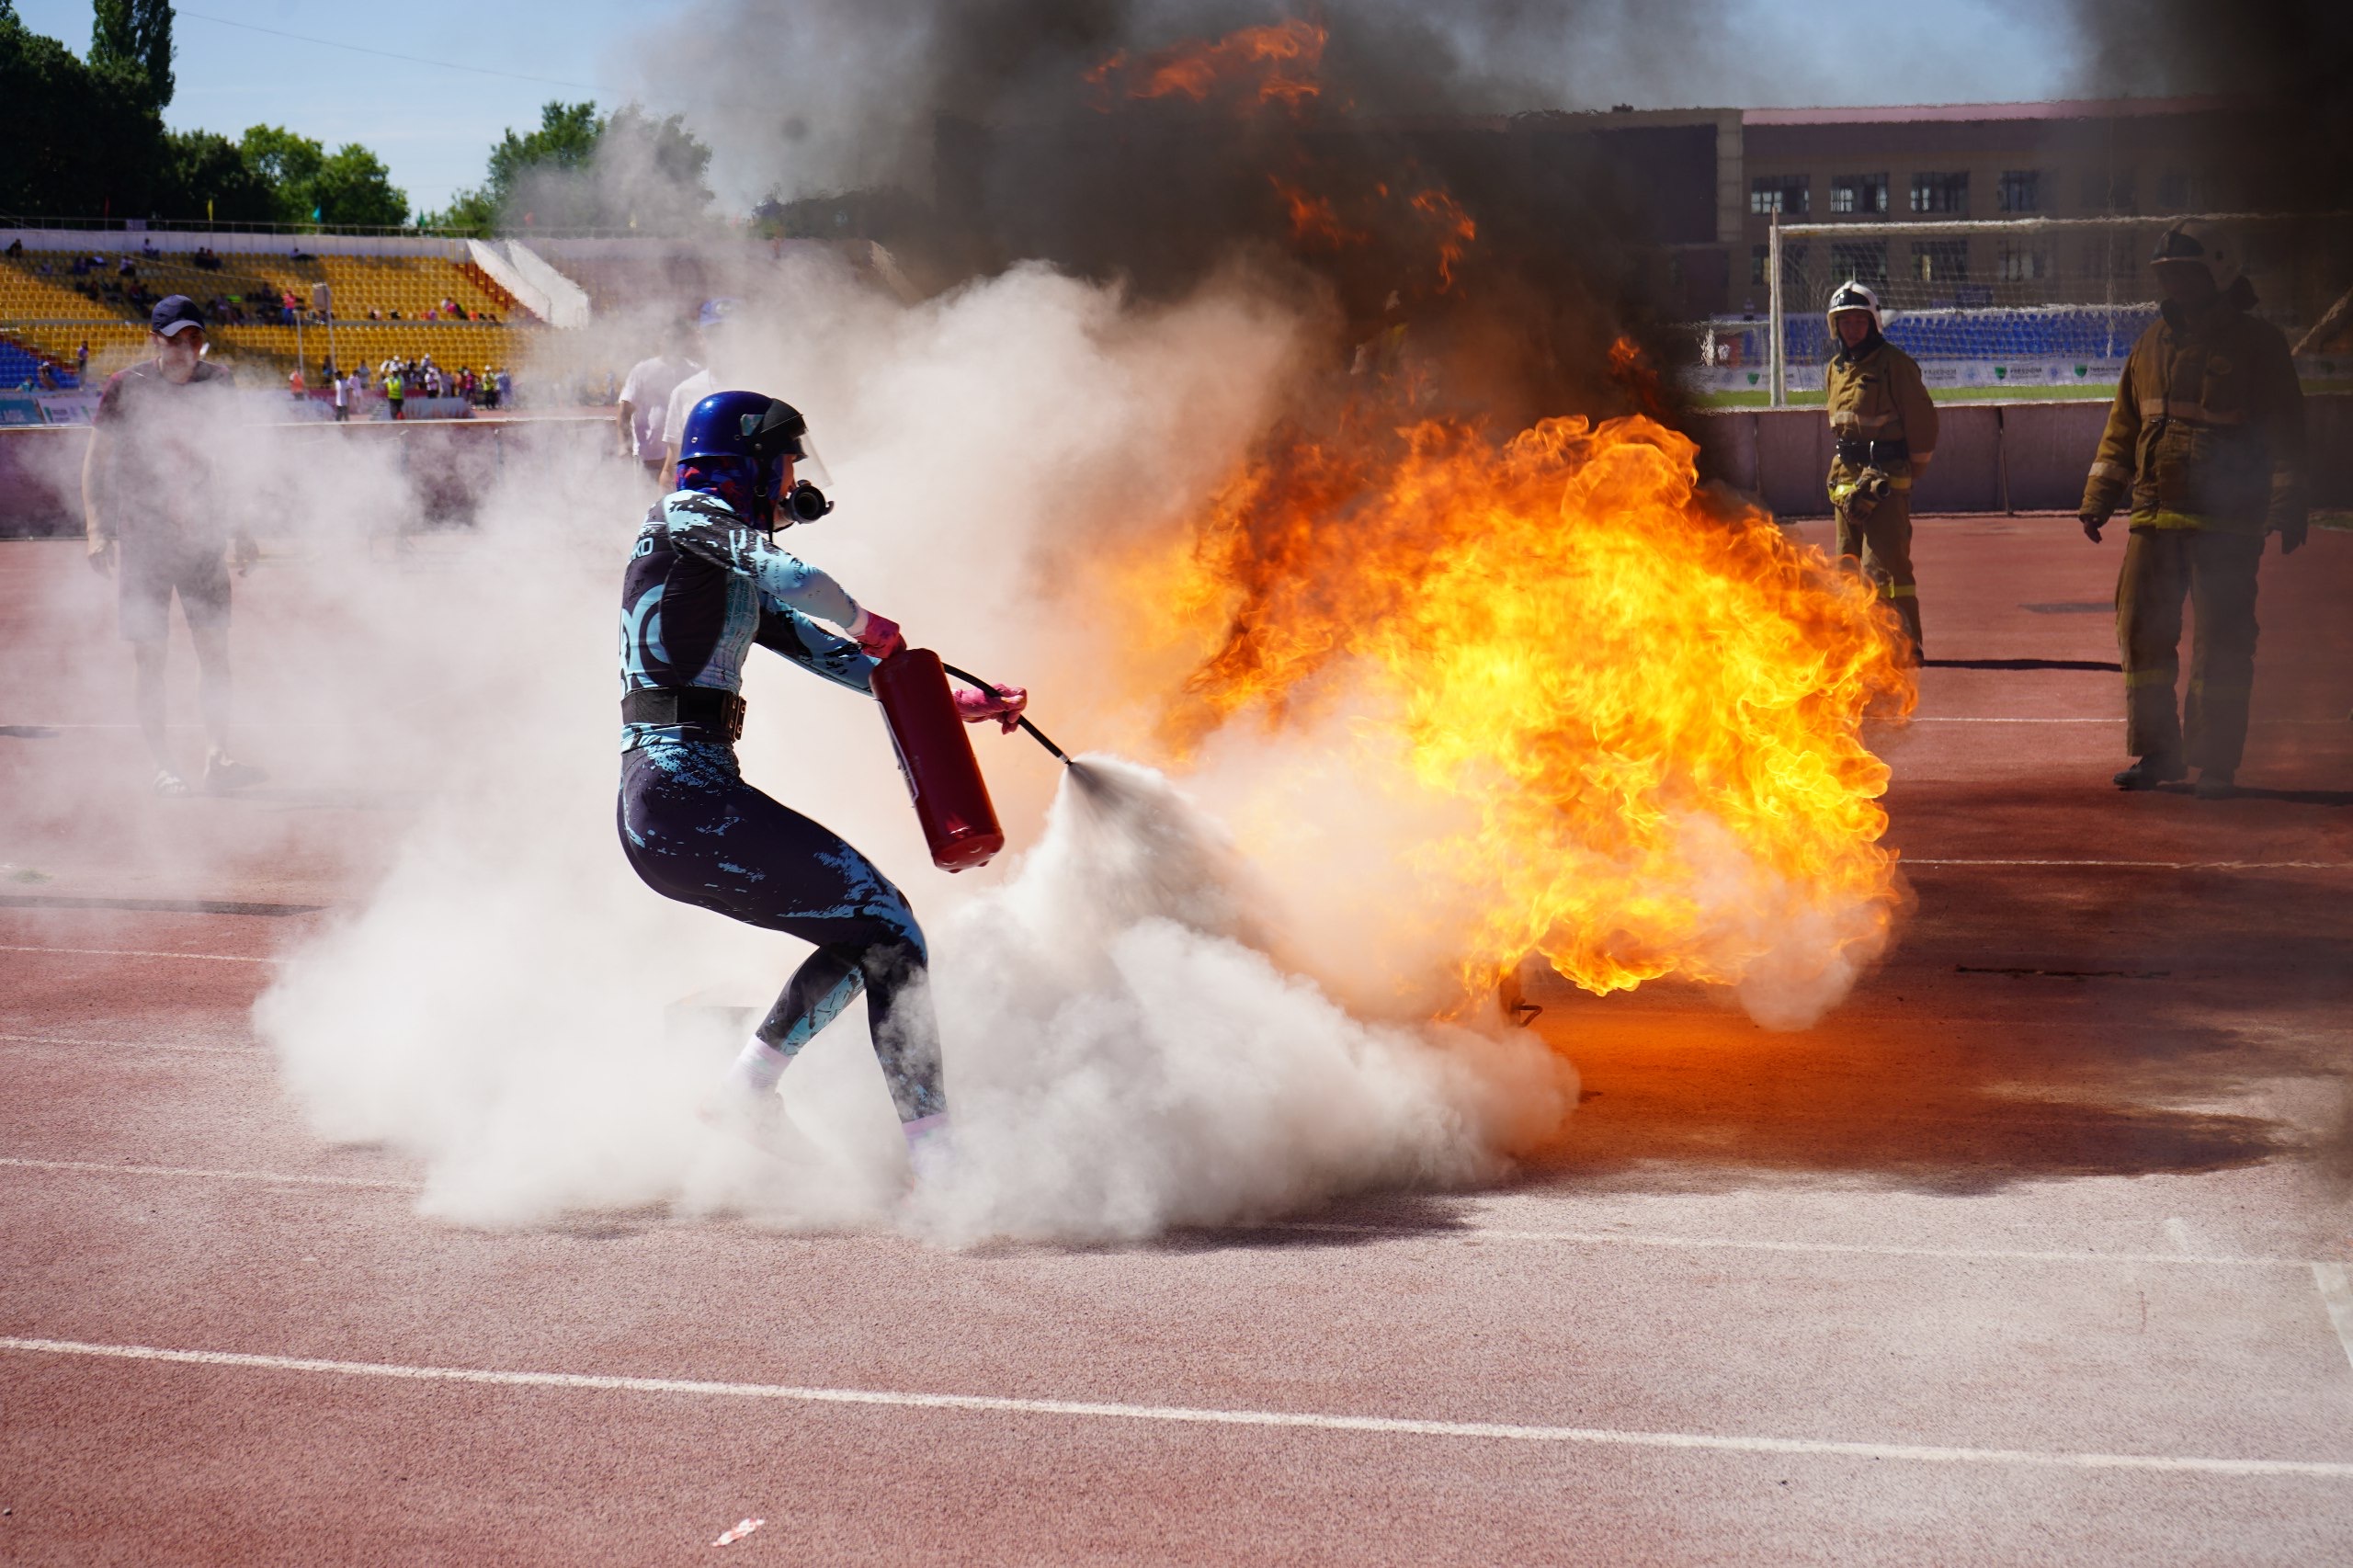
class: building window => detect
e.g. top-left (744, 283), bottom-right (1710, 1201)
top-left (1830, 174), bottom-right (1889, 216)
top-left (2081, 170), bottom-right (2136, 212)
top-left (1995, 245), bottom-right (2048, 281)
top-left (1996, 170), bottom-right (2040, 213)
top-left (1750, 242), bottom-right (1807, 287)
top-left (1912, 239), bottom-right (1968, 283)
top-left (1830, 240), bottom-right (1889, 286)
top-left (1910, 172), bottom-right (1969, 215)
top-left (1750, 175), bottom-right (1810, 216)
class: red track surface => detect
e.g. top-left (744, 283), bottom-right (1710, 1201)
top-left (4, 520), bottom-right (2351, 1564)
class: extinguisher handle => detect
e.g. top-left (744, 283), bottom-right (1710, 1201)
top-left (939, 661), bottom-right (1073, 767)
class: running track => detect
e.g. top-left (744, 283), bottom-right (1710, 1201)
top-left (4, 519), bottom-right (2351, 1564)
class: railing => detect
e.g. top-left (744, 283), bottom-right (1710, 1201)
top-left (2, 212), bottom-right (753, 241)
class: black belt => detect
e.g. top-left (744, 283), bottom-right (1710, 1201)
top-left (622, 687), bottom-right (745, 742)
top-left (1836, 437), bottom-right (1909, 465)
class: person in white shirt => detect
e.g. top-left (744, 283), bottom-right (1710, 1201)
top-left (661, 299), bottom-right (745, 481)
top-left (617, 318), bottom-right (703, 488)
top-left (331, 371), bottom-right (350, 422)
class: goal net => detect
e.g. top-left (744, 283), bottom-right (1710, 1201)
top-left (1684, 211), bottom-right (2353, 404)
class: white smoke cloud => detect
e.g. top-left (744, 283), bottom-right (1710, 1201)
top-left (252, 254), bottom-right (1575, 1240)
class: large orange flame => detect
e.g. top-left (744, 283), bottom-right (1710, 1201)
top-left (1115, 406), bottom-right (1915, 1015)
top-left (1086, 18), bottom-right (1327, 109)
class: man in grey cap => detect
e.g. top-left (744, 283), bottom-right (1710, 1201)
top-left (80, 295), bottom-right (264, 796)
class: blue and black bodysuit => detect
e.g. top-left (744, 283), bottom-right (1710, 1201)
top-left (616, 490), bottom-right (943, 1124)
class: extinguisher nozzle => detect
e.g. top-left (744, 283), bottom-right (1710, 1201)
top-left (940, 660), bottom-right (1078, 770)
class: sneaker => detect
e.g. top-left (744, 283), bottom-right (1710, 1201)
top-left (203, 756), bottom-right (267, 793)
top-left (699, 1084), bottom-right (796, 1160)
top-left (901, 1112), bottom-right (952, 1184)
top-left (153, 767), bottom-right (190, 798)
top-left (2112, 756), bottom-right (2187, 790)
top-left (2192, 770), bottom-right (2236, 800)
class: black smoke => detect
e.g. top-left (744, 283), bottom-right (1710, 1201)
top-left (652, 0), bottom-right (1747, 429)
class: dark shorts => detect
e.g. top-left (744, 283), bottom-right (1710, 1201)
top-left (119, 537), bottom-right (230, 643)
top-left (616, 743), bottom-right (923, 956)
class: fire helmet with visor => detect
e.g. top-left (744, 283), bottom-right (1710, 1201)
top-left (2148, 221), bottom-right (2239, 291)
top-left (1825, 278), bottom-right (1883, 335)
top-left (674, 391), bottom-right (834, 528)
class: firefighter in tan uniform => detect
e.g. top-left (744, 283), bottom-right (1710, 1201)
top-left (1824, 281), bottom-right (1938, 661)
top-left (2079, 222), bottom-right (2306, 799)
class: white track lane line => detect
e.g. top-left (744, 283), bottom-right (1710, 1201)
top-left (2315, 1266), bottom-right (2353, 1375)
top-left (4, 1335), bottom-right (2349, 1479)
top-left (0, 1157), bottom-right (413, 1189)
top-left (0, 1156), bottom-right (2323, 1272)
top-left (0, 1032), bottom-right (261, 1056)
top-left (0, 944), bottom-right (280, 964)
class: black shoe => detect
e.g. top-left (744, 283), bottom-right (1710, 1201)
top-left (203, 756), bottom-right (267, 793)
top-left (2113, 756), bottom-right (2186, 790)
top-left (2192, 770), bottom-right (2235, 800)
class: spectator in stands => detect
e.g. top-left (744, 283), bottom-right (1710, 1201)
top-left (4, 238), bottom-right (20, 257)
top-left (619, 321), bottom-right (703, 488)
top-left (81, 295), bottom-right (264, 796)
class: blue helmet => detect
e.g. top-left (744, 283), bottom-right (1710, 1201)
top-left (676, 391), bottom-right (810, 526)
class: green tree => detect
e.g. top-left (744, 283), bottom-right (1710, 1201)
top-left (310, 144), bottom-right (408, 227)
top-left (427, 99), bottom-right (715, 233)
top-left (0, 3), bottom-right (164, 218)
top-left (89, 0), bottom-right (173, 109)
top-left (153, 128), bottom-right (277, 222)
top-left (239, 123), bottom-right (326, 217)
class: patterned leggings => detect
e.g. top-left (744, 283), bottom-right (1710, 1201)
top-left (617, 743), bottom-right (944, 1121)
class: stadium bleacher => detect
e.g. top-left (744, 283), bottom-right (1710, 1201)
top-left (1706, 305), bottom-right (2162, 372)
top-left (0, 244), bottom-right (541, 386)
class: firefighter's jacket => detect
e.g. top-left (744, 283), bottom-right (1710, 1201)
top-left (2081, 294), bottom-right (2305, 533)
top-left (1825, 336), bottom-right (1938, 494)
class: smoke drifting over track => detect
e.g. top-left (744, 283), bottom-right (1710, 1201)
top-left (255, 3), bottom-right (1928, 1234)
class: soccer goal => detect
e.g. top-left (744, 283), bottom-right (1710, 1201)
top-left (1688, 210), bottom-right (2350, 406)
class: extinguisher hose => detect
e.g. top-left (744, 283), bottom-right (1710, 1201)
top-left (939, 661), bottom-right (1074, 767)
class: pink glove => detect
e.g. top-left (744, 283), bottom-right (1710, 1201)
top-left (953, 682), bottom-right (1029, 733)
top-left (850, 608), bottom-right (904, 659)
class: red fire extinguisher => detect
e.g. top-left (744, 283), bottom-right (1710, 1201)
top-left (871, 647), bottom-right (1006, 872)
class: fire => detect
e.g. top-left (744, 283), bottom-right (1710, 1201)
top-left (1269, 176), bottom-right (1364, 247)
top-left (1120, 408), bottom-right (1915, 1015)
top-left (1409, 189), bottom-right (1476, 292)
top-left (1086, 18), bottom-right (1326, 109)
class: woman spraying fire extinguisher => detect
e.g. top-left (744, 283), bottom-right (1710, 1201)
top-left (616, 390), bottom-right (1026, 1160)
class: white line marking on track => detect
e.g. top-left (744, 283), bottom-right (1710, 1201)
top-left (5, 1335), bottom-right (2349, 1478)
top-left (0, 944), bottom-right (280, 964)
top-left (1258, 1221), bottom-right (2315, 1271)
top-left (0, 1032), bottom-right (260, 1056)
top-left (2314, 1266), bottom-right (2353, 1375)
top-left (1904, 858), bottom-right (2347, 870)
top-left (0, 1157), bottom-right (413, 1190)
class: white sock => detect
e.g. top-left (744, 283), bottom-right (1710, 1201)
top-left (722, 1036), bottom-right (790, 1096)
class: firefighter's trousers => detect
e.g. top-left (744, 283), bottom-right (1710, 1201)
top-left (2116, 526), bottom-right (2264, 775)
top-left (1834, 486), bottom-right (1923, 656)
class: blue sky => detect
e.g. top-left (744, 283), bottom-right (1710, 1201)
top-left (18, 1), bottom-right (2080, 218)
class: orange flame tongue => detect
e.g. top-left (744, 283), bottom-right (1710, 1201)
top-left (1086, 18), bottom-right (1327, 108)
top-left (1130, 410), bottom-right (1915, 1016)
